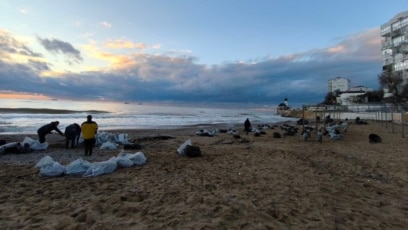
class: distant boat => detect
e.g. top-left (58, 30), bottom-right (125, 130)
top-left (51, 98), bottom-right (58, 101)
top-left (124, 102), bottom-right (130, 104)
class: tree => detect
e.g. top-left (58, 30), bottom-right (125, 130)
top-left (322, 91), bottom-right (337, 105)
top-left (378, 71), bottom-right (407, 103)
top-left (355, 90), bottom-right (384, 103)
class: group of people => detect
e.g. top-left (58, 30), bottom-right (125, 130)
top-left (37, 115), bottom-right (98, 156)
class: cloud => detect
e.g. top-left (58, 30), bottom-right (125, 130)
top-left (37, 36), bottom-right (83, 64)
top-left (18, 8), bottom-right (28, 14)
top-left (28, 59), bottom-right (50, 72)
top-left (101, 21), bottom-right (112, 28)
top-left (0, 28), bottom-right (383, 105)
top-left (152, 44), bottom-right (161, 49)
top-left (0, 29), bottom-right (42, 60)
top-left (0, 60), bottom-right (46, 93)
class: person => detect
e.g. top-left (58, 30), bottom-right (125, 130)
top-left (244, 118), bottom-right (252, 135)
top-left (81, 115), bottom-right (98, 156)
top-left (342, 118), bottom-right (349, 133)
top-left (64, 123), bottom-right (81, 149)
top-left (325, 115), bottom-right (331, 124)
top-left (37, 121), bottom-right (64, 143)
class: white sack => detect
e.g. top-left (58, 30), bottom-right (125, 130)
top-left (39, 162), bottom-right (66, 177)
top-left (177, 139), bottom-right (192, 156)
top-left (83, 158), bottom-right (118, 177)
top-left (125, 152), bottom-right (147, 165)
top-left (23, 137), bottom-right (49, 150)
top-left (65, 158), bottom-right (92, 176)
top-left (100, 141), bottom-right (118, 150)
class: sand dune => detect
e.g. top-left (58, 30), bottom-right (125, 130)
top-left (0, 121), bottom-right (407, 229)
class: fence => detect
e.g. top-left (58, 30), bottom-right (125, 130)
top-left (303, 103), bottom-right (408, 138)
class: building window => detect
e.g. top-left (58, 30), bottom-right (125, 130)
top-left (401, 17), bottom-right (408, 27)
top-left (393, 35), bottom-right (404, 46)
top-left (382, 49), bottom-right (393, 57)
top-left (394, 61), bottom-right (408, 71)
top-left (393, 21), bottom-right (401, 30)
top-left (381, 25), bottom-right (391, 35)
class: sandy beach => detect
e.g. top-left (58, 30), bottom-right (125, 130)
top-left (0, 121), bottom-right (408, 229)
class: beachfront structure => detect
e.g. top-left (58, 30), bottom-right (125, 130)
top-left (338, 92), bottom-right (367, 105)
top-left (381, 11), bottom-right (408, 94)
top-left (328, 77), bottom-right (350, 93)
top-left (277, 97), bottom-right (290, 111)
top-left (336, 86), bottom-right (374, 106)
top-left (349, 85), bottom-right (374, 92)
top-left (327, 77), bottom-right (374, 105)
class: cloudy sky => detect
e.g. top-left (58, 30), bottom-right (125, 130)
top-left (0, 1), bottom-right (407, 105)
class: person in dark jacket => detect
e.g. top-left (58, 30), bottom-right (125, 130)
top-left (37, 121), bottom-right (64, 143)
top-left (244, 118), bottom-right (252, 135)
top-left (64, 123), bottom-right (81, 148)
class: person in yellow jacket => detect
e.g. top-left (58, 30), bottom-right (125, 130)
top-left (81, 115), bottom-right (98, 156)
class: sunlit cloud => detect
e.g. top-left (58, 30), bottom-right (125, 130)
top-left (327, 45), bottom-right (345, 54)
top-left (320, 28), bottom-right (382, 61)
top-left (105, 39), bottom-right (147, 49)
top-left (39, 70), bottom-right (66, 78)
top-left (83, 65), bottom-right (106, 72)
top-left (82, 42), bottom-right (136, 69)
top-left (0, 90), bottom-right (50, 100)
top-left (0, 30), bottom-right (43, 63)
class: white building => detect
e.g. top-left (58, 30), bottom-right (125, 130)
top-left (349, 85), bottom-right (374, 92)
top-left (338, 92), bottom-right (366, 105)
top-left (336, 86), bottom-right (374, 106)
top-left (328, 77), bottom-right (350, 92)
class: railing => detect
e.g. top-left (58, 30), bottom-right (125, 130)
top-left (302, 103), bottom-right (408, 138)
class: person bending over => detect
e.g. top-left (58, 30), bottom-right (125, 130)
top-left (81, 115), bottom-right (98, 156)
top-left (37, 121), bottom-right (64, 143)
top-left (65, 123), bottom-right (81, 148)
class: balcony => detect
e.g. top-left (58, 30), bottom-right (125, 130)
top-left (381, 29), bottom-right (391, 36)
top-left (391, 29), bottom-right (403, 37)
top-left (381, 41), bottom-right (393, 49)
top-left (383, 58), bottom-right (394, 66)
top-left (401, 43), bottom-right (408, 53)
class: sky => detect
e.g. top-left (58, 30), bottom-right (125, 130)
top-left (0, 0), bottom-right (407, 106)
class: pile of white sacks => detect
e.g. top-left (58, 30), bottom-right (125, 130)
top-left (3, 132), bottom-right (132, 153)
top-left (35, 151), bottom-right (147, 177)
top-left (34, 131), bottom-right (147, 177)
top-left (323, 119), bottom-right (350, 141)
top-left (96, 132), bottom-right (129, 150)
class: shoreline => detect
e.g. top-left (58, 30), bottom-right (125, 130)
top-left (0, 123), bottom-right (253, 166)
top-left (0, 119), bottom-right (298, 135)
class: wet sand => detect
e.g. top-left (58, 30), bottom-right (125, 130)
top-left (0, 121), bottom-right (408, 229)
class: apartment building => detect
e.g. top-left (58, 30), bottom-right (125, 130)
top-left (328, 77), bottom-right (350, 93)
top-left (381, 11), bottom-right (408, 84)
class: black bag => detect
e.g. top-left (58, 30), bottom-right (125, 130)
top-left (369, 134), bottom-right (382, 143)
top-left (185, 145), bottom-right (202, 157)
top-left (123, 143), bottom-right (142, 150)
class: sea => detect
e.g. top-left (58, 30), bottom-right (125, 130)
top-left (0, 98), bottom-right (298, 135)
